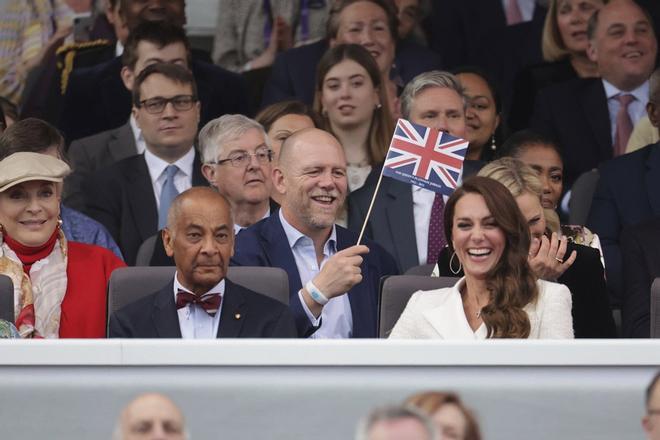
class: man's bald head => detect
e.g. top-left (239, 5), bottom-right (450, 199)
top-left (114, 393), bottom-right (186, 440)
top-left (166, 187), bottom-right (233, 234)
top-left (278, 127), bottom-right (346, 172)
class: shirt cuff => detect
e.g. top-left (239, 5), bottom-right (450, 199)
top-left (298, 289), bottom-right (322, 326)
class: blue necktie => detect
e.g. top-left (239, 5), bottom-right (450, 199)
top-left (158, 165), bottom-right (179, 229)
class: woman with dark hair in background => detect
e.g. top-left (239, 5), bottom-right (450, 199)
top-left (390, 176), bottom-right (573, 339)
top-left (405, 391), bottom-right (482, 440)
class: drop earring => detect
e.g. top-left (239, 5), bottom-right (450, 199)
top-left (490, 134), bottom-right (497, 151)
top-left (449, 251), bottom-right (462, 275)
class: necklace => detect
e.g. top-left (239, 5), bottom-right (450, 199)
top-left (474, 295), bottom-right (483, 318)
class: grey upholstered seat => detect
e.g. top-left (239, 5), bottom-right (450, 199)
top-left (0, 274), bottom-right (13, 324)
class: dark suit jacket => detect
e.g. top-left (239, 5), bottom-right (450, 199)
top-left (436, 241), bottom-right (616, 338)
top-left (230, 214), bottom-right (399, 338)
top-left (347, 161), bottom-right (484, 273)
top-left (621, 217), bottom-right (660, 337)
top-left (64, 121), bottom-right (138, 211)
top-left (59, 56), bottom-right (250, 143)
top-left (531, 77), bottom-right (612, 188)
top-left (109, 279), bottom-right (297, 338)
top-left (82, 152), bottom-right (207, 266)
top-left (261, 38), bottom-right (442, 107)
top-left (587, 142), bottom-right (660, 306)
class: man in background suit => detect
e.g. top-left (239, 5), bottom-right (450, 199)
top-left (232, 128), bottom-right (398, 338)
top-left (349, 70), bottom-right (478, 273)
top-left (532, 0), bottom-right (657, 189)
top-left (83, 63), bottom-right (206, 265)
top-left (110, 187), bottom-right (296, 338)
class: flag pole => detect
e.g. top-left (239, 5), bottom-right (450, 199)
top-left (357, 165), bottom-right (387, 245)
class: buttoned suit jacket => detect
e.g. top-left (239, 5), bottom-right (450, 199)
top-left (64, 121), bottom-right (137, 211)
top-left (531, 77), bottom-right (612, 188)
top-left (108, 279), bottom-right (297, 338)
top-left (230, 214), bottom-right (399, 338)
top-left (587, 142), bottom-right (660, 306)
top-left (82, 152), bottom-right (207, 266)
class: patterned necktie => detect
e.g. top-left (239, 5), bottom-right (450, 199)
top-left (158, 164), bottom-right (179, 229)
top-left (426, 193), bottom-right (447, 265)
top-left (175, 290), bottom-right (222, 317)
top-left (613, 94), bottom-right (635, 157)
top-left (506, 0), bottom-right (523, 26)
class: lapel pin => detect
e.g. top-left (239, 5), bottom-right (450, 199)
top-left (234, 313), bottom-right (241, 320)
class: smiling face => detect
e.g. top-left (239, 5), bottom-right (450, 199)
top-left (202, 128), bottom-right (273, 209)
top-left (266, 114), bottom-right (315, 161)
top-left (556, 0), bottom-right (603, 54)
top-left (409, 86), bottom-right (467, 138)
top-left (133, 73), bottom-right (200, 162)
top-left (0, 180), bottom-right (60, 247)
top-left (275, 129), bottom-right (348, 237)
top-left (515, 191), bottom-right (547, 240)
top-left (456, 72), bottom-right (500, 153)
top-left (332, 1), bottom-right (396, 75)
top-left (451, 193), bottom-right (506, 280)
top-left (515, 144), bottom-right (564, 209)
top-left (321, 58), bottom-right (380, 130)
top-left (163, 191), bottom-right (234, 296)
top-left (587, 0), bottom-right (657, 91)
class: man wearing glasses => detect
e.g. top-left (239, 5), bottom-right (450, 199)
top-left (199, 114), bottom-right (276, 234)
top-left (83, 62), bottom-right (207, 265)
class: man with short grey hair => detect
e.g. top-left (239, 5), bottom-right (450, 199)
top-left (349, 70), bottom-right (472, 273)
top-left (112, 393), bottom-right (188, 440)
top-left (355, 405), bottom-right (438, 440)
top-left (200, 114), bottom-right (274, 234)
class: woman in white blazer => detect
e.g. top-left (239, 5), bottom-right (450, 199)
top-left (390, 176), bottom-right (574, 339)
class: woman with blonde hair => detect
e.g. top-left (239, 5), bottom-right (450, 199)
top-left (405, 391), bottom-right (481, 440)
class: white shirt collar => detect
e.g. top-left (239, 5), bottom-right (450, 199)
top-left (172, 271), bottom-right (226, 299)
top-left (234, 208), bottom-right (270, 235)
top-left (279, 209), bottom-right (337, 250)
top-left (143, 146), bottom-right (195, 184)
top-left (602, 79), bottom-right (649, 102)
top-left (115, 40), bottom-right (124, 57)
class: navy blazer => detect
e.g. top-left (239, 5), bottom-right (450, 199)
top-left (59, 56), bottom-right (250, 143)
top-left (261, 39), bottom-right (442, 107)
top-left (587, 142), bottom-right (660, 306)
top-left (230, 214), bottom-right (399, 338)
top-left (109, 279), bottom-right (297, 338)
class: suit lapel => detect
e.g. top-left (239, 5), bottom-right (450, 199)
top-left (421, 286), bottom-right (478, 338)
top-left (125, 156), bottom-right (158, 240)
top-left (262, 215), bottom-right (303, 294)
top-left (580, 80), bottom-right (612, 160)
top-left (192, 150), bottom-right (207, 186)
top-left (217, 280), bottom-right (246, 337)
top-left (151, 282), bottom-right (183, 337)
top-left (108, 122), bottom-right (138, 162)
top-left (645, 145), bottom-right (660, 215)
top-left (383, 178), bottom-right (419, 270)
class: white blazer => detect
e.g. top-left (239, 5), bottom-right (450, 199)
top-left (389, 278), bottom-right (574, 339)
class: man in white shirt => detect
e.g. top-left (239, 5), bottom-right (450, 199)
top-left (232, 128), bottom-right (398, 338)
top-left (109, 187), bottom-right (296, 338)
top-left (83, 62), bottom-right (207, 265)
top-left (199, 114), bottom-right (274, 234)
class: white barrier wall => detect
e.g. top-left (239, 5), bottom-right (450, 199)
top-left (0, 340), bottom-right (658, 440)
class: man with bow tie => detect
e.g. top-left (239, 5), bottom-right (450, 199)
top-left (109, 187), bottom-right (296, 338)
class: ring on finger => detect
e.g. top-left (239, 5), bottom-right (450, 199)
top-left (555, 257), bottom-right (563, 263)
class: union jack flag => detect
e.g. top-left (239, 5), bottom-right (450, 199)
top-left (383, 119), bottom-right (469, 196)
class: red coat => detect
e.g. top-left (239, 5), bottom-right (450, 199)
top-left (58, 242), bottom-right (125, 338)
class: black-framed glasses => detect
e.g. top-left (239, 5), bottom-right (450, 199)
top-left (208, 146), bottom-right (273, 167)
top-left (138, 94), bottom-right (197, 114)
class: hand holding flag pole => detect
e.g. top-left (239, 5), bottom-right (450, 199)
top-left (357, 119), bottom-right (470, 245)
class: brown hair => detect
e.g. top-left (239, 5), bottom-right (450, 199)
top-left (132, 63), bottom-right (198, 106)
top-left (313, 44), bottom-right (393, 165)
top-left (255, 100), bottom-right (322, 133)
top-left (444, 176), bottom-right (538, 338)
top-left (326, 0), bottom-right (398, 41)
top-left (405, 391), bottom-right (482, 440)
top-left (122, 21), bottom-right (191, 70)
top-left (0, 118), bottom-right (66, 161)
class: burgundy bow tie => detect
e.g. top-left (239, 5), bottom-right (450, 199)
top-left (176, 290), bottom-right (222, 317)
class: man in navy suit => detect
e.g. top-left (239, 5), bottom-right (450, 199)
top-left (232, 128), bottom-right (398, 338)
top-left (110, 187), bottom-right (296, 338)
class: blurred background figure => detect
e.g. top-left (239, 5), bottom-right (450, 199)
top-left (113, 392), bottom-right (187, 440)
top-left (355, 404), bottom-right (438, 440)
top-left (643, 372), bottom-right (660, 440)
top-left (405, 391), bottom-right (482, 440)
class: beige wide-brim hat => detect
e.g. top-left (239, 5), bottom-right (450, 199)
top-left (0, 152), bottom-right (71, 193)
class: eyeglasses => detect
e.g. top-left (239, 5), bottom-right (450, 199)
top-left (137, 95), bottom-right (197, 114)
top-left (208, 146), bottom-right (273, 167)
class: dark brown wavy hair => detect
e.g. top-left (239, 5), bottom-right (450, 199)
top-left (443, 176), bottom-right (538, 338)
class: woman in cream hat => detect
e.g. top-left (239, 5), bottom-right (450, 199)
top-left (0, 152), bottom-right (125, 338)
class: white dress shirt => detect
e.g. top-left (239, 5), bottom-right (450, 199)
top-left (129, 114), bottom-right (146, 155)
top-left (603, 79), bottom-right (649, 144)
top-left (280, 210), bottom-right (353, 338)
top-left (173, 272), bottom-right (225, 339)
top-left (115, 40), bottom-right (124, 57)
top-left (144, 147), bottom-right (195, 210)
top-left (500, 0), bottom-right (536, 22)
